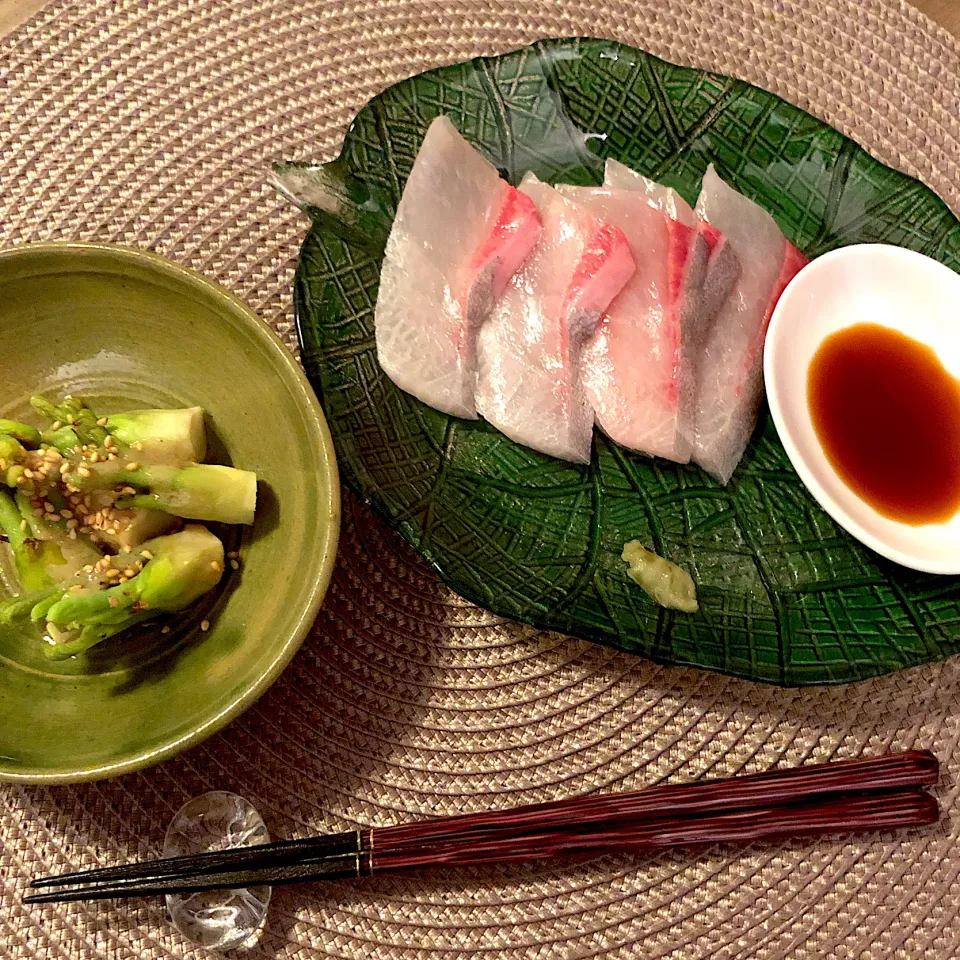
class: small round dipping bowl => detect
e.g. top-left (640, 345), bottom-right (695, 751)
top-left (765, 243), bottom-right (960, 575)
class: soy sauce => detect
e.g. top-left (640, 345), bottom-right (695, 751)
top-left (807, 322), bottom-right (960, 525)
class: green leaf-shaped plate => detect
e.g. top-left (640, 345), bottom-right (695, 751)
top-left (286, 38), bottom-right (960, 686)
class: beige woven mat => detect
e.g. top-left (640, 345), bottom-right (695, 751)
top-left (2, 0), bottom-right (960, 957)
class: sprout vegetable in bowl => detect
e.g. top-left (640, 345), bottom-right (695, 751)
top-left (0, 242), bottom-right (339, 783)
top-left (0, 393), bottom-right (258, 659)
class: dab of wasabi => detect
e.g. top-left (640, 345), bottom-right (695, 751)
top-left (621, 540), bottom-right (698, 613)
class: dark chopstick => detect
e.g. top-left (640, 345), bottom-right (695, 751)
top-left (377, 749), bottom-right (938, 849)
top-left (25, 750), bottom-right (939, 903)
top-left (29, 831), bottom-right (362, 889)
top-left (31, 750), bottom-right (938, 887)
top-left (24, 788), bottom-right (937, 903)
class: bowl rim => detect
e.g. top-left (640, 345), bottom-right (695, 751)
top-left (764, 242), bottom-right (960, 575)
top-left (0, 240), bottom-right (341, 784)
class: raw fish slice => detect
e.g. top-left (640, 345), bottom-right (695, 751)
top-left (693, 164), bottom-right (807, 483)
top-left (604, 159), bottom-right (695, 225)
top-left (467, 187), bottom-right (542, 311)
top-left (476, 174), bottom-right (635, 463)
top-left (558, 185), bottom-right (706, 462)
top-left (603, 158), bottom-right (741, 343)
top-left (695, 222), bottom-right (742, 329)
top-left (375, 116), bottom-right (542, 419)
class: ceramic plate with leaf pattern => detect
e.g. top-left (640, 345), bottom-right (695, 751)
top-left (279, 38), bottom-right (960, 686)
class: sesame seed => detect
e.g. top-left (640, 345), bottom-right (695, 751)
top-left (104, 435), bottom-right (113, 446)
top-left (210, 560), bottom-right (222, 572)
top-left (97, 418), bottom-right (108, 427)
top-left (44, 501), bottom-right (56, 513)
top-left (200, 620), bottom-right (210, 632)
top-left (66, 519), bottom-right (77, 530)
top-left (161, 625), bottom-right (171, 634)
top-left (68, 529), bottom-right (77, 540)
top-left (118, 576), bottom-right (129, 584)
top-left (19, 519), bottom-right (27, 531)
top-left (132, 442), bottom-right (143, 451)
top-left (227, 550), bottom-right (239, 559)
top-left (140, 550), bottom-right (154, 560)
top-left (60, 509), bottom-right (73, 519)
top-left (122, 486), bottom-right (137, 496)
top-left (230, 559), bottom-right (239, 570)
top-left (123, 568), bottom-right (135, 578)
top-left (51, 421), bottom-right (61, 431)
top-left (59, 463), bottom-right (70, 475)
top-left (22, 468), bottom-right (33, 479)
top-left (108, 453), bottom-right (118, 461)
top-left (125, 462), bottom-right (140, 471)
top-left (108, 596), bottom-right (119, 608)
top-left (77, 466), bottom-right (91, 478)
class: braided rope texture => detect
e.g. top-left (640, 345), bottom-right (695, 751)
top-left (0, 0), bottom-right (959, 957)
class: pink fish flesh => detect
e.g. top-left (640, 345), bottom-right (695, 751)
top-left (558, 185), bottom-right (707, 462)
top-left (475, 173), bottom-right (636, 463)
top-left (692, 164), bottom-right (807, 483)
top-left (604, 161), bottom-right (741, 342)
top-left (375, 116), bottom-right (542, 418)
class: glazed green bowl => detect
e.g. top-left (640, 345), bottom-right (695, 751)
top-left (0, 243), bottom-right (340, 783)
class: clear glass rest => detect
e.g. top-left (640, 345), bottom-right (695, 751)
top-left (163, 791), bottom-right (271, 951)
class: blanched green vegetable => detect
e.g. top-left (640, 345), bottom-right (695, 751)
top-left (95, 507), bottom-right (181, 552)
top-left (621, 540), bottom-right (698, 614)
top-left (31, 525), bottom-right (224, 659)
top-left (30, 395), bottom-right (108, 448)
top-left (70, 462), bottom-right (257, 526)
top-left (0, 435), bottom-right (26, 472)
top-left (16, 492), bottom-right (102, 575)
top-left (106, 407), bottom-right (206, 464)
top-left (0, 490), bottom-right (103, 593)
top-left (1, 395), bottom-right (253, 658)
top-left (41, 425), bottom-right (83, 455)
top-left (0, 489), bottom-right (61, 592)
top-left (0, 419), bottom-right (41, 448)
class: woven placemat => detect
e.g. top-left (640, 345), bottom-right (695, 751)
top-left (2, 0), bottom-right (960, 957)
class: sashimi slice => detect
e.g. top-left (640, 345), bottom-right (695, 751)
top-left (558, 184), bottom-right (707, 462)
top-left (604, 158), bottom-right (696, 226)
top-left (476, 174), bottom-right (635, 463)
top-left (695, 221), bottom-right (742, 327)
top-left (693, 164), bottom-right (807, 483)
top-left (375, 116), bottom-right (542, 419)
top-left (604, 158), bottom-right (741, 344)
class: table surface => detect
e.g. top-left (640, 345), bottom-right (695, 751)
top-left (915, 0), bottom-right (960, 35)
top-left (0, 0), bottom-right (958, 39)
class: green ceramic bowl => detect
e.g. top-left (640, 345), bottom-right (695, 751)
top-left (0, 242), bottom-right (340, 783)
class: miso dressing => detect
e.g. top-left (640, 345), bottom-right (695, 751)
top-left (807, 323), bottom-right (960, 525)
